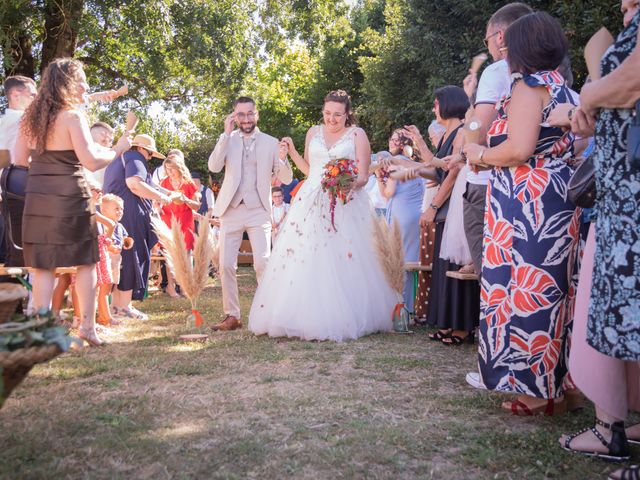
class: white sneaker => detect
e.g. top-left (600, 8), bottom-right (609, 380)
top-left (465, 372), bottom-right (487, 390)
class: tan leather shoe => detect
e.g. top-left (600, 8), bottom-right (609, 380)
top-left (212, 315), bottom-right (243, 331)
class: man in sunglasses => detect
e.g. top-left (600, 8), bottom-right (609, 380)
top-left (208, 96), bottom-right (293, 331)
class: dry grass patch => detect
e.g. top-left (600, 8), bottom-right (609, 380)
top-left (0, 268), bottom-right (635, 479)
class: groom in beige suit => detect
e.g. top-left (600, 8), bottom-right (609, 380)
top-left (208, 96), bottom-right (293, 331)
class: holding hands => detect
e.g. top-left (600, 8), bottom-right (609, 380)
top-left (280, 137), bottom-right (298, 156)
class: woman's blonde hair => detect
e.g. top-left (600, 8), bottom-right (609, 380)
top-left (21, 58), bottom-right (85, 154)
top-left (163, 153), bottom-right (193, 184)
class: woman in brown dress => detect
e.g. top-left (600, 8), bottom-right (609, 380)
top-left (14, 58), bottom-right (130, 346)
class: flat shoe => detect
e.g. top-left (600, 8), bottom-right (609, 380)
top-left (441, 331), bottom-right (474, 346)
top-left (428, 329), bottom-right (451, 341)
top-left (502, 396), bottom-right (567, 416)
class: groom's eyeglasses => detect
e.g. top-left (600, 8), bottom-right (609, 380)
top-left (236, 112), bottom-right (256, 120)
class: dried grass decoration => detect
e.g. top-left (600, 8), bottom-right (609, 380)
top-left (151, 215), bottom-right (218, 329)
top-left (372, 216), bottom-right (411, 333)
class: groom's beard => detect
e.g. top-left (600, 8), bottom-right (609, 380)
top-left (240, 122), bottom-right (256, 134)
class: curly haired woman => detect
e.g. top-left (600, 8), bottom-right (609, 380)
top-left (14, 58), bottom-right (130, 346)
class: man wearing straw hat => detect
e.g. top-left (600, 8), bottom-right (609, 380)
top-left (209, 96), bottom-right (292, 331)
top-left (104, 133), bottom-right (178, 321)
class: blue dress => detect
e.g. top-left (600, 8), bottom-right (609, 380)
top-left (386, 176), bottom-right (424, 312)
top-left (103, 151), bottom-right (157, 301)
top-left (587, 11), bottom-right (640, 361)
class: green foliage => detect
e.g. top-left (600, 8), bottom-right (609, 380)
top-left (358, 0), bottom-right (623, 149)
top-left (0, 0), bottom-right (625, 172)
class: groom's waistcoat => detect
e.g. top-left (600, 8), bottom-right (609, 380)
top-left (230, 133), bottom-right (260, 209)
top-left (208, 128), bottom-right (292, 217)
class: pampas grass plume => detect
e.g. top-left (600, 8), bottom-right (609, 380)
top-left (372, 215), bottom-right (405, 295)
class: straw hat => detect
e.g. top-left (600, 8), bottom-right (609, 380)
top-left (131, 134), bottom-right (165, 159)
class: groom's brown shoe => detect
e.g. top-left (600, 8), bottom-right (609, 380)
top-left (212, 315), bottom-right (243, 331)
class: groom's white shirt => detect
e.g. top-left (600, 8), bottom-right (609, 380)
top-left (208, 127), bottom-right (292, 217)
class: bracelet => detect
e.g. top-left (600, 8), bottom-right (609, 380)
top-left (568, 107), bottom-right (577, 122)
top-left (478, 148), bottom-right (486, 163)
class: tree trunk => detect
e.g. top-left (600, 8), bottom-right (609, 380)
top-left (1, 30), bottom-right (36, 78)
top-left (40, 0), bottom-right (85, 74)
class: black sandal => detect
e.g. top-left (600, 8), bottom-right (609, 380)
top-left (562, 418), bottom-right (630, 462)
top-left (442, 331), bottom-right (475, 346)
top-left (428, 329), bottom-right (451, 341)
top-left (609, 465), bottom-right (640, 480)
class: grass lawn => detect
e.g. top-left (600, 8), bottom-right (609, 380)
top-left (0, 267), bottom-right (634, 479)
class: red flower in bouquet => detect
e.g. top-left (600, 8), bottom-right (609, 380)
top-left (321, 157), bottom-right (359, 231)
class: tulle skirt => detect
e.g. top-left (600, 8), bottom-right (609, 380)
top-left (248, 182), bottom-right (398, 342)
top-left (440, 166), bottom-right (472, 265)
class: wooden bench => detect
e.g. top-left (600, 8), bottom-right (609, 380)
top-left (0, 266), bottom-right (78, 291)
top-left (404, 262), bottom-right (432, 273)
top-left (446, 270), bottom-right (479, 281)
top-left (404, 262), bottom-right (433, 317)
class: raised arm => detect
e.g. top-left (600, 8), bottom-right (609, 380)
top-left (68, 110), bottom-right (130, 171)
top-left (126, 176), bottom-right (172, 204)
top-left (208, 113), bottom-right (236, 173)
top-left (273, 139), bottom-right (293, 185)
top-left (282, 130), bottom-right (311, 176)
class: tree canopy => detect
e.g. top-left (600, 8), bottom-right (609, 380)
top-left (0, 0), bottom-right (623, 177)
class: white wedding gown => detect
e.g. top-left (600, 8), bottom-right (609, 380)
top-left (248, 126), bottom-right (397, 341)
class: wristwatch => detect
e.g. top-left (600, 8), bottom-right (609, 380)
top-left (568, 107), bottom-right (577, 122)
top-left (429, 203), bottom-right (439, 212)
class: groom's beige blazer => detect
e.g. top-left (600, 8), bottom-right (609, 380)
top-left (208, 128), bottom-right (293, 217)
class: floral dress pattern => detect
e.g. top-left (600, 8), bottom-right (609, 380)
top-left (478, 71), bottom-right (581, 399)
top-left (587, 12), bottom-right (640, 361)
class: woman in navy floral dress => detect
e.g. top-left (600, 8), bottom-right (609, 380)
top-left (586, 10), bottom-right (640, 362)
top-left (464, 12), bottom-right (581, 415)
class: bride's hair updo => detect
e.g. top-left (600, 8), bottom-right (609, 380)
top-left (323, 90), bottom-right (357, 127)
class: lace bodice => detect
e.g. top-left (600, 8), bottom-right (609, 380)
top-left (306, 126), bottom-right (356, 186)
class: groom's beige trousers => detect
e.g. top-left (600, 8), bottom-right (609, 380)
top-left (219, 203), bottom-right (271, 318)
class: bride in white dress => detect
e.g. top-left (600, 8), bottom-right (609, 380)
top-left (248, 90), bottom-right (397, 341)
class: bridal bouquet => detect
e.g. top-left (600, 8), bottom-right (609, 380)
top-left (321, 158), bottom-right (359, 232)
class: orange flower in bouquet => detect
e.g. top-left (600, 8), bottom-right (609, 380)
top-left (321, 157), bottom-right (359, 231)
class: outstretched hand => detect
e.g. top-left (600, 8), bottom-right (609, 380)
top-left (389, 166), bottom-right (421, 182)
top-left (402, 125), bottom-right (424, 145)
